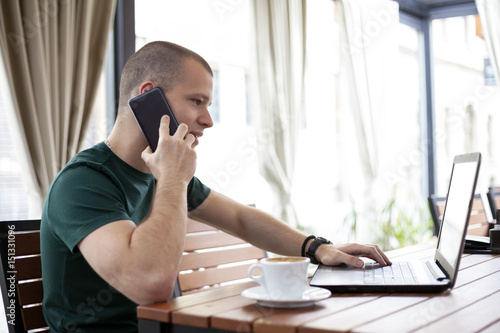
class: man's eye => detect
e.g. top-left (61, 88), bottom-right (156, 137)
top-left (193, 99), bottom-right (202, 105)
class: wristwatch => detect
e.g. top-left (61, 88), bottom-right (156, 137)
top-left (306, 237), bottom-right (332, 265)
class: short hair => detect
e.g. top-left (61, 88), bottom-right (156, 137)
top-left (118, 41), bottom-right (213, 110)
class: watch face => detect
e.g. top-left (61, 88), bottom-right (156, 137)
top-left (316, 237), bottom-right (332, 244)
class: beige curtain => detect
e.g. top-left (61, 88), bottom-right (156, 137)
top-left (476, 0), bottom-right (500, 82)
top-left (0, 0), bottom-right (116, 216)
top-left (338, 0), bottom-right (379, 183)
top-left (335, 0), bottom-right (399, 242)
top-left (336, 0), bottom-right (399, 183)
top-left (251, 0), bottom-right (306, 226)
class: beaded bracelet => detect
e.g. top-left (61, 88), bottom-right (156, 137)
top-left (301, 235), bottom-right (316, 257)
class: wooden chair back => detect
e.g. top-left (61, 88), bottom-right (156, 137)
top-left (429, 194), bottom-right (490, 237)
top-left (174, 218), bottom-right (266, 296)
top-left (0, 220), bottom-right (48, 333)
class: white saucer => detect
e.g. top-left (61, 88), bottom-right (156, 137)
top-left (241, 286), bottom-right (331, 308)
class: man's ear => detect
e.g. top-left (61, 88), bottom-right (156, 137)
top-left (139, 81), bottom-right (156, 94)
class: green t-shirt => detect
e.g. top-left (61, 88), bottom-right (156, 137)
top-left (40, 142), bottom-right (210, 332)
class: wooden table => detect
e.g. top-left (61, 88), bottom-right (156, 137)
top-left (137, 244), bottom-right (500, 333)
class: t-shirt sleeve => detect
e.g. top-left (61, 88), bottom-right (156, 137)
top-left (187, 176), bottom-right (211, 211)
top-left (44, 164), bottom-right (131, 252)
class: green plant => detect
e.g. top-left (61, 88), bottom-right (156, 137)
top-left (376, 189), bottom-right (397, 250)
top-left (373, 186), bottom-right (434, 251)
top-left (343, 196), bottom-right (358, 242)
top-left (343, 186), bottom-right (434, 251)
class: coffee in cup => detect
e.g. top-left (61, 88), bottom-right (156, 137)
top-left (248, 256), bottom-right (310, 300)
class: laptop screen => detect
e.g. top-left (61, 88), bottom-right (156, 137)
top-left (435, 153), bottom-right (481, 283)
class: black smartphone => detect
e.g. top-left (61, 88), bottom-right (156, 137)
top-left (128, 87), bottom-right (179, 152)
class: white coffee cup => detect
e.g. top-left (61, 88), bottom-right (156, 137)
top-left (248, 256), bottom-right (310, 300)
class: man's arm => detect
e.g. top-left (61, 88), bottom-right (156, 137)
top-left (78, 116), bottom-right (196, 305)
top-left (189, 190), bottom-right (391, 268)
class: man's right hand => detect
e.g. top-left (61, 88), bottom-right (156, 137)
top-left (141, 115), bottom-right (197, 184)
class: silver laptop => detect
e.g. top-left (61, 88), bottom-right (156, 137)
top-left (310, 152), bottom-right (482, 293)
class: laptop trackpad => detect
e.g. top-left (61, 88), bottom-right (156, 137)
top-left (313, 265), bottom-right (365, 285)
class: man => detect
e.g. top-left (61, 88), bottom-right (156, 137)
top-left (41, 41), bottom-right (390, 332)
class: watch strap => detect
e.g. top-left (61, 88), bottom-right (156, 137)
top-left (306, 237), bottom-right (332, 264)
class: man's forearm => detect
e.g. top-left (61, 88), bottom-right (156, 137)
top-left (130, 179), bottom-right (188, 280)
top-left (238, 206), bottom-right (308, 256)
top-left (191, 191), bottom-right (308, 257)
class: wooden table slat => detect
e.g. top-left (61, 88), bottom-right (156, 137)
top-left (412, 290), bottom-right (500, 333)
top-left (213, 296), bottom-right (378, 333)
top-left (454, 256), bottom-right (500, 288)
top-left (172, 295), bottom-right (257, 328)
top-left (353, 270), bottom-right (500, 333)
top-left (480, 319), bottom-right (500, 333)
top-left (254, 296), bottom-right (380, 333)
top-left (210, 303), bottom-right (291, 333)
top-left (136, 281), bottom-right (256, 323)
top-left (458, 253), bottom-right (497, 269)
top-left (297, 295), bottom-right (429, 333)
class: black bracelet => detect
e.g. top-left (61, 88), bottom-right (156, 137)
top-left (306, 237), bottom-right (333, 264)
top-left (301, 235), bottom-right (316, 257)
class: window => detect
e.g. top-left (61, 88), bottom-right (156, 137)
top-left (295, 1), bottom-right (427, 239)
top-left (135, 0), bottom-right (270, 206)
top-left (133, 0), bottom-right (499, 242)
top-left (381, 21), bottom-right (423, 204)
top-left (80, 69), bottom-right (110, 151)
top-left (395, 0), bottom-right (500, 198)
top-left (432, 14), bottom-right (500, 194)
top-left (0, 87), bottom-right (28, 220)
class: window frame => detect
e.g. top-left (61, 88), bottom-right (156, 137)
top-left (397, 0), bottom-right (478, 197)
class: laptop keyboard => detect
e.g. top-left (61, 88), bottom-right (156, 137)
top-left (363, 261), bottom-right (419, 284)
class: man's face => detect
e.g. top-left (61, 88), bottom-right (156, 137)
top-left (165, 58), bottom-right (214, 147)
